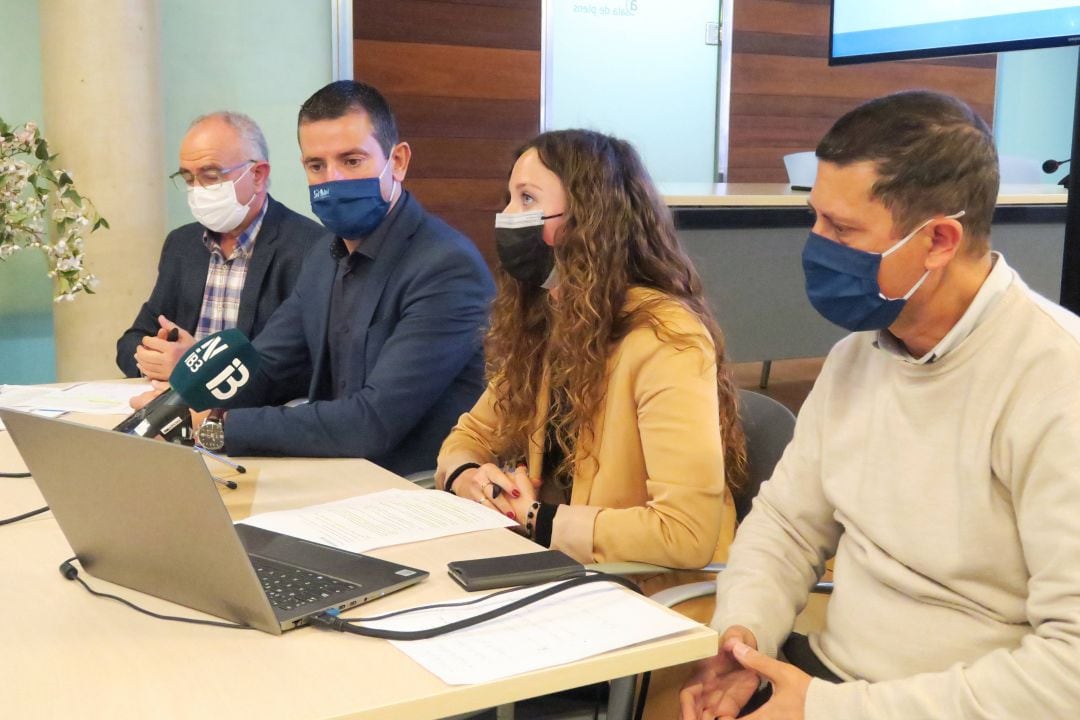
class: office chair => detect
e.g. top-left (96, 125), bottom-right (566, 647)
top-left (731, 388), bottom-right (796, 521)
top-left (782, 151), bottom-right (817, 190)
top-left (587, 388), bottom-right (797, 580)
top-left (405, 469), bottom-right (437, 489)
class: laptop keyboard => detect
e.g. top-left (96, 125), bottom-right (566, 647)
top-left (252, 559), bottom-right (360, 612)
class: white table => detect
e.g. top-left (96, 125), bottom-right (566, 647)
top-left (0, 412), bottom-right (717, 720)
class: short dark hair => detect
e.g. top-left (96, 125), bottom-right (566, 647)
top-left (816, 90), bottom-right (999, 253)
top-left (297, 80), bottom-right (399, 157)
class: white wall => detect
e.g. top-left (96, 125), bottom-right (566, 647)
top-left (544, 0), bottom-right (722, 183)
top-left (994, 46), bottom-right (1077, 185)
top-left (161, 0), bottom-right (333, 231)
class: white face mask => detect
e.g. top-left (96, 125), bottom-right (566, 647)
top-left (186, 164), bottom-right (255, 233)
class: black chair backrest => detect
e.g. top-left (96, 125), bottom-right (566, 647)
top-left (734, 389), bottom-right (797, 522)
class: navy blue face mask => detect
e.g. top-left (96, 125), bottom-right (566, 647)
top-left (309, 157), bottom-right (395, 239)
top-left (801, 211), bottom-right (964, 332)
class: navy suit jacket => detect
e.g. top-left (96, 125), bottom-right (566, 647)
top-left (222, 192), bottom-right (495, 476)
top-left (115, 196), bottom-right (327, 378)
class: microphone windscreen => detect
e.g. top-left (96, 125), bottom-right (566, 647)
top-left (1043, 159), bottom-right (1060, 173)
top-left (168, 328), bottom-right (261, 411)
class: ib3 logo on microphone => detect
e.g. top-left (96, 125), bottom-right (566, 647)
top-left (184, 335), bottom-right (230, 373)
top-left (206, 358), bottom-right (250, 401)
top-left (182, 334), bottom-right (252, 401)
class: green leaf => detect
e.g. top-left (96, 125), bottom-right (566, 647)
top-left (95, 217), bottom-right (110, 230)
top-left (58, 171), bottom-right (72, 187)
top-left (34, 139), bottom-right (49, 160)
top-left (0, 118), bottom-right (10, 135)
top-left (63, 188), bottom-right (81, 203)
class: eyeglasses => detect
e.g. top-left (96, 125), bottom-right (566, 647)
top-left (169, 160), bottom-right (256, 190)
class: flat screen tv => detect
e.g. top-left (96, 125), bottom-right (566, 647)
top-left (830, 1), bottom-right (1080, 66)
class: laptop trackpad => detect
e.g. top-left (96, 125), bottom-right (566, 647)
top-left (235, 523), bottom-right (379, 585)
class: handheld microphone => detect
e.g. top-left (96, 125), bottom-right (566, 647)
top-left (122, 389), bottom-right (192, 441)
top-left (113, 328), bottom-right (261, 439)
top-left (167, 328), bottom-right (261, 411)
top-left (1043, 158), bottom-right (1071, 173)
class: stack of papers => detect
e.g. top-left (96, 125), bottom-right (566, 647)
top-left (380, 581), bottom-right (701, 684)
top-left (0, 382), bottom-right (152, 417)
top-left (238, 488), bottom-right (517, 553)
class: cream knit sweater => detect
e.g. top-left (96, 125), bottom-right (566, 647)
top-left (712, 257), bottom-right (1080, 718)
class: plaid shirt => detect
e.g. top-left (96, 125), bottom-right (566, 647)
top-left (195, 199), bottom-right (268, 340)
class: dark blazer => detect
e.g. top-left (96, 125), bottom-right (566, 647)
top-left (115, 195), bottom-right (328, 377)
top-left (222, 192), bottom-right (495, 476)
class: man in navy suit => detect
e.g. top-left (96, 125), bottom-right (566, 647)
top-left (192, 81), bottom-right (495, 475)
top-left (116, 112), bottom-right (326, 382)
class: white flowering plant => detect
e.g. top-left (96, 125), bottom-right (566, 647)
top-left (0, 118), bottom-right (107, 301)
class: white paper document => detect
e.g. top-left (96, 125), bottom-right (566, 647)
top-left (0, 382), bottom-right (152, 415)
top-left (238, 488), bottom-right (517, 553)
top-left (379, 582), bottom-right (701, 685)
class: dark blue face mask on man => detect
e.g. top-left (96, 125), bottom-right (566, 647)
top-left (308, 156), bottom-right (395, 239)
top-left (801, 210), bottom-right (964, 332)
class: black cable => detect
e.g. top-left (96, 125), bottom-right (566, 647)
top-left (340, 572), bottom-right (579, 623)
top-left (59, 556), bottom-right (251, 630)
top-left (0, 506), bottom-right (49, 525)
top-left (0, 471), bottom-right (32, 478)
top-left (310, 572), bottom-right (643, 640)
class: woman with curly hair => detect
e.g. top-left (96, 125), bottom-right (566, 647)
top-left (436, 128), bottom-right (745, 573)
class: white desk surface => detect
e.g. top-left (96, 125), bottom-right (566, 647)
top-left (660, 182), bottom-right (1068, 207)
top-left (1, 412), bottom-right (716, 720)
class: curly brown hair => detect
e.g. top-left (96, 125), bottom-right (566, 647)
top-left (486, 129), bottom-right (746, 488)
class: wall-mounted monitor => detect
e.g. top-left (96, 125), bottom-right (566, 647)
top-left (830, 1), bottom-right (1080, 66)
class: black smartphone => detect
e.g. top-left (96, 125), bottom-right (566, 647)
top-left (447, 550), bottom-right (585, 591)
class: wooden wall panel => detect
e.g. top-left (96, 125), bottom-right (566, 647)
top-left (354, 1), bottom-right (541, 264)
top-left (727, 0), bottom-right (997, 182)
top-left (353, 0), bottom-right (538, 50)
top-left (403, 137), bottom-right (524, 179)
top-left (355, 40), bottom-right (538, 100)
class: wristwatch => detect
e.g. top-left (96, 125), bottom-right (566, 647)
top-left (195, 409), bottom-right (226, 452)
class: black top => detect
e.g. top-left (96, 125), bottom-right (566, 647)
top-left (327, 199), bottom-right (403, 398)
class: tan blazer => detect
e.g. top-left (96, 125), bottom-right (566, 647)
top-left (437, 288), bottom-right (736, 567)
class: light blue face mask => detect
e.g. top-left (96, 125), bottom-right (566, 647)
top-left (801, 210), bottom-right (964, 332)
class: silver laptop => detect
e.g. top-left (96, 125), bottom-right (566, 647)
top-left (1, 409), bottom-right (428, 635)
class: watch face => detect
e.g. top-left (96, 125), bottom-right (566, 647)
top-left (197, 421), bottom-right (225, 451)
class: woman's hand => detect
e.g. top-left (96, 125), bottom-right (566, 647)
top-left (453, 463), bottom-right (538, 524)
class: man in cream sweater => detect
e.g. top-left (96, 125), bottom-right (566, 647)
top-left (681, 91), bottom-right (1080, 719)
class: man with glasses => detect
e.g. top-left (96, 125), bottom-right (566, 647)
top-left (115, 111), bottom-right (327, 383)
top-left (174, 80), bottom-right (495, 475)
